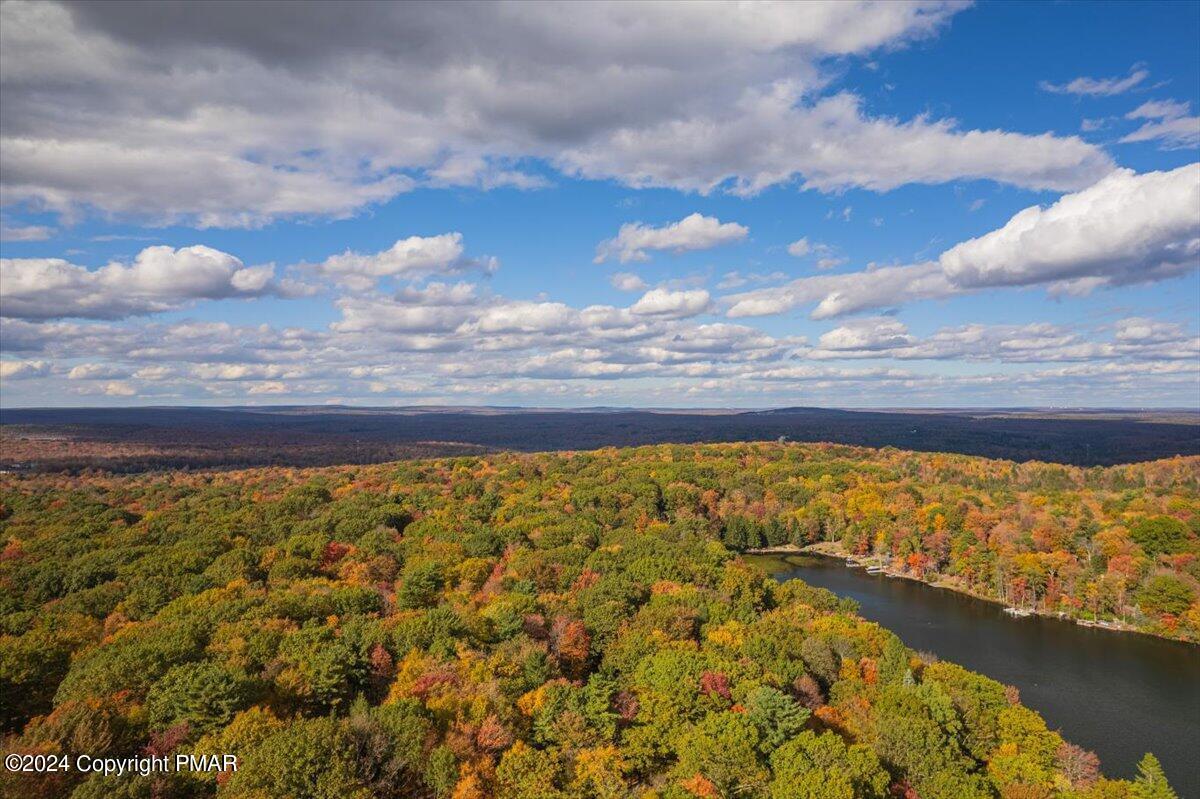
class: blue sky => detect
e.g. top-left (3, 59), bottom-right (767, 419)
top-left (1, 1), bottom-right (1197, 407)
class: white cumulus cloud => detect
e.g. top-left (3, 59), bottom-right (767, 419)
top-left (0, 245), bottom-right (282, 320)
top-left (610, 272), bottom-right (649, 292)
top-left (0, 359), bottom-right (48, 380)
top-left (786, 238), bottom-right (812, 257)
top-left (629, 288), bottom-right (712, 319)
top-left (939, 164), bottom-right (1200, 290)
top-left (315, 233), bottom-right (497, 291)
top-left (595, 213), bottom-right (748, 264)
top-left (726, 164), bottom-right (1200, 318)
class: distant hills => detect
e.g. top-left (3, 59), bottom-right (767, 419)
top-left (2, 405), bottom-right (1197, 472)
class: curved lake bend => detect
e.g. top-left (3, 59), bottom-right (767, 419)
top-left (747, 554), bottom-right (1200, 797)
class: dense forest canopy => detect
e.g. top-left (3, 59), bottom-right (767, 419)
top-left (1, 442), bottom-right (1193, 798)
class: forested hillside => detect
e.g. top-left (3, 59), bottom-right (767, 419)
top-left (1, 443), bottom-right (1191, 798)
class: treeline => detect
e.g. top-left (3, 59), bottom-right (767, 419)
top-left (705, 451), bottom-right (1200, 639)
top-left (0, 442), bottom-right (1190, 798)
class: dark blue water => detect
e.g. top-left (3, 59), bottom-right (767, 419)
top-left (748, 554), bottom-right (1200, 797)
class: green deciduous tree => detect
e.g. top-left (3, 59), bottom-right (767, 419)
top-left (1129, 516), bottom-right (1191, 557)
top-left (768, 730), bottom-right (889, 799)
top-left (1136, 575), bottom-right (1195, 617)
top-left (674, 712), bottom-right (768, 797)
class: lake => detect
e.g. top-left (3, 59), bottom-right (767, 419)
top-left (747, 553), bottom-right (1200, 797)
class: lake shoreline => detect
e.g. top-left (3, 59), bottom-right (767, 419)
top-left (747, 549), bottom-right (1200, 795)
top-left (744, 542), bottom-right (1194, 645)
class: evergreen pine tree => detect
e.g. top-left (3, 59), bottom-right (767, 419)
top-left (1132, 753), bottom-right (1177, 799)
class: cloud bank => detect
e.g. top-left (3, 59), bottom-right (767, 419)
top-left (0, 1), bottom-right (1115, 227)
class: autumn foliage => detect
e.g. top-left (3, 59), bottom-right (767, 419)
top-left (0, 442), bottom-right (1189, 798)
